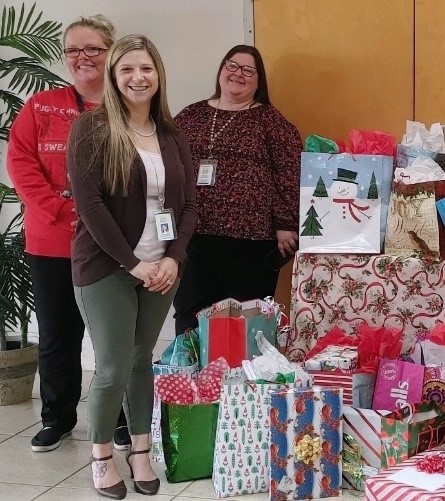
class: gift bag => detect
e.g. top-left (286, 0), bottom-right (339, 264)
top-left (372, 359), bottom-right (424, 411)
top-left (213, 368), bottom-right (282, 497)
top-left (299, 152), bottom-right (393, 253)
top-left (197, 298), bottom-right (278, 368)
top-left (381, 401), bottom-right (445, 468)
top-left (270, 387), bottom-right (343, 501)
top-left (423, 366), bottom-right (445, 406)
top-left (151, 362), bottom-right (199, 462)
top-left (161, 402), bottom-right (219, 482)
top-left (342, 407), bottom-right (391, 491)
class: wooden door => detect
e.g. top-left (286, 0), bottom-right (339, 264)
top-left (254, 0), bottom-right (414, 313)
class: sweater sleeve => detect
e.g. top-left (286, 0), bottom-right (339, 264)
top-left (164, 129), bottom-right (198, 266)
top-left (7, 97), bottom-right (75, 232)
top-left (265, 107), bottom-right (302, 232)
top-left (67, 114), bottom-right (140, 272)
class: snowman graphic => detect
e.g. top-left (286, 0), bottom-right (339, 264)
top-left (331, 168), bottom-right (371, 222)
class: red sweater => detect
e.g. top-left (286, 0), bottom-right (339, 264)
top-left (7, 86), bottom-right (94, 258)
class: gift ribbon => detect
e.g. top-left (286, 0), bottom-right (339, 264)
top-left (342, 434), bottom-right (366, 492)
top-left (416, 453), bottom-right (445, 474)
top-left (294, 434), bottom-right (321, 464)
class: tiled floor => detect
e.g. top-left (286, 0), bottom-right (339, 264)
top-left (0, 308), bottom-right (360, 500)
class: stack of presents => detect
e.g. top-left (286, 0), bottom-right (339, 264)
top-left (152, 121), bottom-right (445, 500)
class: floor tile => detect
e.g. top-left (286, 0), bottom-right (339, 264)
top-left (0, 398), bottom-right (40, 435)
top-left (0, 483), bottom-right (48, 500)
top-left (60, 452), bottom-right (193, 497)
top-left (35, 488), bottom-right (173, 500)
top-left (0, 436), bottom-right (90, 486)
top-left (22, 400), bottom-right (89, 442)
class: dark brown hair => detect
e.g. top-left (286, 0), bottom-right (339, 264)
top-left (210, 45), bottom-right (271, 105)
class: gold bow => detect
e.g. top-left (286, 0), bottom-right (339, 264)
top-left (294, 434), bottom-right (321, 464)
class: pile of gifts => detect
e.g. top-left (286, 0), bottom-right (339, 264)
top-left (299, 121), bottom-right (445, 259)
top-left (151, 292), bottom-right (445, 500)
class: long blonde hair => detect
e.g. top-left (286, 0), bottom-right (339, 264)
top-left (64, 14), bottom-right (116, 48)
top-left (92, 34), bottom-right (177, 196)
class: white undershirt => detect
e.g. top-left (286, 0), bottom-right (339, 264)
top-left (133, 149), bottom-right (167, 263)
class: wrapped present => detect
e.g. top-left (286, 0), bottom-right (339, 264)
top-left (309, 371), bottom-right (375, 408)
top-left (151, 361), bottom-right (199, 462)
top-left (423, 366), bottom-right (445, 405)
top-left (365, 450), bottom-right (445, 500)
top-left (304, 345), bottom-right (358, 371)
top-left (381, 401), bottom-right (445, 468)
top-left (270, 387), bottom-right (342, 500)
top-left (342, 407), bottom-right (391, 491)
top-left (197, 298), bottom-right (279, 368)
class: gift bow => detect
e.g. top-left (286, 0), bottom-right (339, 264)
top-left (294, 434), bottom-right (321, 464)
top-left (155, 357), bottom-right (229, 404)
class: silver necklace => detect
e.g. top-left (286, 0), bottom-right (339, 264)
top-left (129, 117), bottom-right (157, 137)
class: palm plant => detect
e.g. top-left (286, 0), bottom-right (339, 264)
top-left (0, 183), bottom-right (34, 351)
top-left (0, 2), bottom-right (68, 142)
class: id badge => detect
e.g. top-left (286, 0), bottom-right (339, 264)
top-left (197, 159), bottom-right (217, 186)
top-left (154, 209), bottom-right (177, 241)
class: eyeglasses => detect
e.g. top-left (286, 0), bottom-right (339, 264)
top-left (224, 59), bottom-right (257, 77)
top-left (63, 47), bottom-right (108, 58)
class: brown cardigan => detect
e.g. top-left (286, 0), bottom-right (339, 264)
top-left (67, 112), bottom-right (197, 287)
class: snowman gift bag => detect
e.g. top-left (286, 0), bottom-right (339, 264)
top-left (298, 152), bottom-right (393, 253)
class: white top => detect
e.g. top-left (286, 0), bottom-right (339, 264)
top-left (133, 149), bottom-right (167, 263)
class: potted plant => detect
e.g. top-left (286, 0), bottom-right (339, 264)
top-left (0, 184), bottom-right (37, 404)
top-left (0, 2), bottom-right (67, 404)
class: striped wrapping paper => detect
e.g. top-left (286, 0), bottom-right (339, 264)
top-left (365, 452), bottom-right (445, 500)
top-left (343, 407), bottom-right (391, 490)
top-left (309, 371), bottom-right (375, 407)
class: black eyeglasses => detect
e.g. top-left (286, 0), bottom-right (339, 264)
top-left (63, 47), bottom-right (109, 58)
top-left (224, 59), bottom-right (257, 77)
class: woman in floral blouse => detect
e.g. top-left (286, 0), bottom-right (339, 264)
top-left (174, 44), bottom-right (302, 334)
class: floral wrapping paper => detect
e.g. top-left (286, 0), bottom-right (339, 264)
top-left (285, 252), bottom-right (445, 362)
top-left (270, 387), bottom-right (342, 500)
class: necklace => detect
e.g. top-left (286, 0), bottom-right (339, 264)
top-left (129, 117), bottom-right (157, 137)
top-left (208, 100), bottom-right (242, 158)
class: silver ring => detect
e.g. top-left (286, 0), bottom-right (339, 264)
top-left (166, 279), bottom-right (172, 285)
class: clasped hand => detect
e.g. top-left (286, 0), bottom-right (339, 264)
top-left (129, 257), bottom-right (178, 294)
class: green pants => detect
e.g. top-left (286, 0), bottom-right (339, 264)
top-left (74, 268), bottom-right (177, 444)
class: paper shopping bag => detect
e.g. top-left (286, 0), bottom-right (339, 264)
top-left (161, 402), bottom-right (219, 482)
top-left (213, 369), bottom-right (282, 497)
top-left (197, 298), bottom-right (278, 368)
top-left (372, 359), bottom-right (424, 411)
top-left (299, 152), bottom-right (393, 253)
top-left (381, 401), bottom-right (445, 468)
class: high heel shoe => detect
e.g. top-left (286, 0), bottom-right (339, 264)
top-left (91, 455), bottom-right (127, 500)
top-left (126, 449), bottom-right (160, 495)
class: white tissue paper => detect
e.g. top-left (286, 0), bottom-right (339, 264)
top-left (402, 120), bottom-right (445, 152)
top-left (394, 156), bottom-right (445, 183)
top-left (241, 331), bottom-right (312, 387)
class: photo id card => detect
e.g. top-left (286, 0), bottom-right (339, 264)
top-left (154, 209), bottom-right (177, 241)
top-left (197, 159), bottom-right (217, 186)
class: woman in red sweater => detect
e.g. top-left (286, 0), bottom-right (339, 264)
top-left (7, 15), bottom-right (130, 453)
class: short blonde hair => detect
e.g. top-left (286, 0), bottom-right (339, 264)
top-left (63, 14), bottom-right (116, 48)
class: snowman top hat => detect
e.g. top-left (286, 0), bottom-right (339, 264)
top-left (333, 168), bottom-right (358, 185)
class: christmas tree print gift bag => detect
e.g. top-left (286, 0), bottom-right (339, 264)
top-left (299, 152), bottom-right (393, 253)
top-left (212, 368), bottom-right (284, 497)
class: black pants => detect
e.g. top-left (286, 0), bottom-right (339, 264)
top-left (173, 235), bottom-right (280, 335)
top-left (27, 255), bottom-right (128, 432)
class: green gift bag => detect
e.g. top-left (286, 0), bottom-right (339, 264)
top-left (161, 402), bottom-right (219, 482)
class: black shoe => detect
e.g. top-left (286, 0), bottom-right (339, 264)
top-left (113, 426), bottom-right (131, 451)
top-left (31, 426), bottom-right (72, 452)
